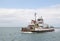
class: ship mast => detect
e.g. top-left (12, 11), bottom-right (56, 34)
top-left (33, 13), bottom-right (37, 30)
top-left (35, 13), bottom-right (37, 22)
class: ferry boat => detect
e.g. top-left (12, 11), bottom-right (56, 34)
top-left (21, 13), bottom-right (54, 33)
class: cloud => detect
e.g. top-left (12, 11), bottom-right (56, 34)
top-left (0, 4), bottom-right (60, 27)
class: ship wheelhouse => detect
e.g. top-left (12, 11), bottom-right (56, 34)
top-left (37, 16), bottom-right (44, 28)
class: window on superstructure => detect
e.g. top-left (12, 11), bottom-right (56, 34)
top-left (38, 19), bottom-right (43, 21)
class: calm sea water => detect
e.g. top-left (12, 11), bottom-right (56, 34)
top-left (0, 27), bottom-right (60, 41)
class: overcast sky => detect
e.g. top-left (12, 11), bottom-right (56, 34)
top-left (0, 0), bottom-right (60, 27)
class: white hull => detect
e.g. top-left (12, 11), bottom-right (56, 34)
top-left (21, 28), bottom-right (54, 33)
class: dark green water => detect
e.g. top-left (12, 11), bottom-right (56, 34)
top-left (0, 27), bottom-right (60, 41)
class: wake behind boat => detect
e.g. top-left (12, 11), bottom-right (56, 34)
top-left (21, 32), bottom-right (32, 33)
top-left (21, 13), bottom-right (54, 33)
